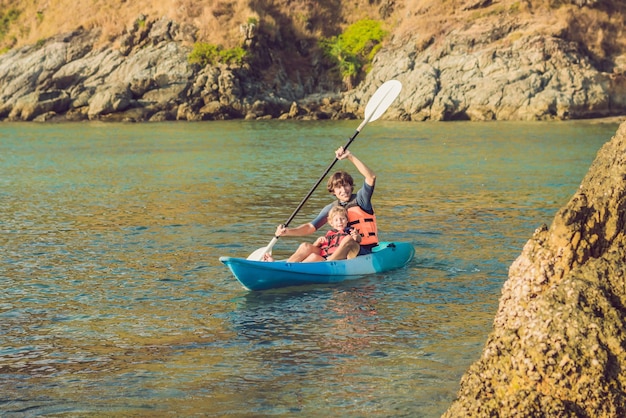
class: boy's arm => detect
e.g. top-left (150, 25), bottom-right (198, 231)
top-left (336, 148), bottom-right (376, 187)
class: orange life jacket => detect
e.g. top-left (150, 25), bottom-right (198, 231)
top-left (334, 201), bottom-right (379, 246)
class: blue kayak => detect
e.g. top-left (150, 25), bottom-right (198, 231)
top-left (220, 241), bottom-right (415, 291)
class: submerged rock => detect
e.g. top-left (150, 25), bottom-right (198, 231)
top-left (443, 122), bottom-right (626, 416)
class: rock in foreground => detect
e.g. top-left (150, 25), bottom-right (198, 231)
top-left (444, 122), bottom-right (626, 416)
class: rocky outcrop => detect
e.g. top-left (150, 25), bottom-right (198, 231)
top-left (346, 32), bottom-right (626, 121)
top-left (443, 122), bottom-right (626, 416)
top-left (1, 10), bottom-right (626, 122)
top-left (0, 18), bottom-right (343, 122)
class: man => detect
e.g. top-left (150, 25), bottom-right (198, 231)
top-left (275, 146), bottom-right (379, 262)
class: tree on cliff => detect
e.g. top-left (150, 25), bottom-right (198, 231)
top-left (319, 19), bottom-right (388, 89)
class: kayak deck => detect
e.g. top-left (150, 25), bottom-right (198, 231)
top-left (220, 241), bottom-right (415, 291)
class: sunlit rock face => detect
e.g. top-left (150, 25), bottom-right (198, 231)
top-left (444, 122), bottom-right (626, 417)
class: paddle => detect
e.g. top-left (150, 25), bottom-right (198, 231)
top-left (247, 79), bottom-right (403, 261)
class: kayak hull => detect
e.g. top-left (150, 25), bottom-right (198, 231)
top-left (220, 241), bottom-right (415, 291)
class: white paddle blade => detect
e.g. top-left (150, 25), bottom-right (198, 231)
top-left (247, 237), bottom-right (279, 261)
top-left (363, 80), bottom-right (402, 124)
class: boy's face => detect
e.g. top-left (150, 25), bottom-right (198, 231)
top-left (329, 213), bottom-right (348, 230)
top-left (332, 183), bottom-right (353, 202)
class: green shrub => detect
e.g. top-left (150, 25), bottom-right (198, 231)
top-left (320, 19), bottom-right (388, 86)
top-left (189, 42), bottom-right (220, 66)
top-left (189, 42), bottom-right (249, 67)
top-left (219, 46), bottom-right (248, 66)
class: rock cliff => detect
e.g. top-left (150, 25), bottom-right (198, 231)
top-left (350, 34), bottom-right (626, 121)
top-left (443, 121), bottom-right (626, 416)
top-left (1, 1), bottom-right (626, 122)
top-left (0, 14), bottom-right (345, 123)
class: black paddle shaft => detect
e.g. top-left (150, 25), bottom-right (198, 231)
top-left (281, 130), bottom-right (361, 229)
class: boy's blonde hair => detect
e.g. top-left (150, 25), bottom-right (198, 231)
top-left (328, 205), bottom-right (348, 220)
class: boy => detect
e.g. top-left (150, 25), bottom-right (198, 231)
top-left (301, 206), bottom-right (361, 262)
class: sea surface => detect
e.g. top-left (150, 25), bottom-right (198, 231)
top-left (0, 120), bottom-right (618, 416)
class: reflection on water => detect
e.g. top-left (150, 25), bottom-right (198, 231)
top-left (0, 120), bottom-right (617, 416)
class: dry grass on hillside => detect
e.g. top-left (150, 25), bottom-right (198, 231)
top-left (1, 0), bottom-right (625, 70)
top-left (393, 0), bottom-right (626, 68)
top-left (395, 0), bottom-right (568, 45)
top-left (0, 0), bottom-right (390, 50)
top-left (1, 0), bottom-right (255, 48)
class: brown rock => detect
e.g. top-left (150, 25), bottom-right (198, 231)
top-left (444, 123), bottom-right (626, 416)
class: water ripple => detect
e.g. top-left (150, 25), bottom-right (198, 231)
top-left (0, 120), bottom-right (616, 417)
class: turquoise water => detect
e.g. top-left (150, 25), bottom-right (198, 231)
top-left (0, 120), bottom-right (617, 416)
